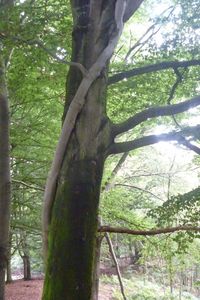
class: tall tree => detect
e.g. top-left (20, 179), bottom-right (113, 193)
top-left (42, 1), bottom-right (200, 299)
top-left (0, 2), bottom-right (11, 298)
top-left (0, 49), bottom-right (11, 300)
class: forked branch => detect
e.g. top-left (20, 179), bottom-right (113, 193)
top-left (113, 95), bottom-right (200, 136)
top-left (109, 125), bottom-right (200, 155)
top-left (108, 59), bottom-right (200, 85)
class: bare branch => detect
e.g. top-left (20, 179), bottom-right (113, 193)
top-left (109, 125), bottom-right (200, 155)
top-left (12, 179), bottom-right (44, 192)
top-left (167, 68), bottom-right (185, 104)
top-left (102, 152), bottom-right (129, 192)
top-left (125, 22), bottom-right (161, 62)
top-left (115, 183), bottom-right (163, 201)
top-left (108, 59), bottom-right (200, 85)
top-left (99, 225), bottom-right (200, 236)
top-left (113, 95), bottom-right (200, 136)
top-left (125, 6), bottom-right (174, 62)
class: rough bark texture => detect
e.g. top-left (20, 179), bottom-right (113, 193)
top-left (42, 1), bottom-right (122, 299)
top-left (42, 0), bottom-right (126, 257)
top-left (91, 235), bottom-right (103, 300)
top-left (0, 55), bottom-right (11, 300)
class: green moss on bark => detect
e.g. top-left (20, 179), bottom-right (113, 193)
top-left (42, 159), bottom-right (103, 300)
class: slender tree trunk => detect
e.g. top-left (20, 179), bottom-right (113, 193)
top-left (6, 235), bottom-right (12, 283)
top-left (6, 258), bottom-right (12, 283)
top-left (130, 240), bottom-right (142, 264)
top-left (0, 53), bottom-right (11, 300)
top-left (105, 233), bottom-right (127, 300)
top-left (22, 255), bottom-right (31, 281)
top-left (20, 232), bottom-right (31, 281)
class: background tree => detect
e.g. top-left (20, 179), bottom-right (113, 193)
top-left (0, 1), bottom-right (12, 298)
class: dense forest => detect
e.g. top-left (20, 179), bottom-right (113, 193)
top-left (0, 0), bottom-right (200, 299)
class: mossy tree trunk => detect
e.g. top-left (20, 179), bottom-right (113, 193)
top-left (42, 0), bottom-right (149, 298)
top-left (42, 1), bottom-right (117, 299)
top-left (41, 1), bottom-right (200, 299)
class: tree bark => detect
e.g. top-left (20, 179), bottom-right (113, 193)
top-left (42, 157), bottom-right (105, 299)
top-left (6, 235), bottom-right (12, 283)
top-left (6, 258), bottom-right (12, 283)
top-left (91, 234), bottom-right (104, 300)
top-left (22, 255), bottom-right (31, 281)
top-left (42, 2), bottom-right (121, 298)
top-left (0, 53), bottom-right (11, 300)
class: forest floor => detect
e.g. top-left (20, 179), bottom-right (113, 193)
top-left (5, 278), bottom-right (114, 300)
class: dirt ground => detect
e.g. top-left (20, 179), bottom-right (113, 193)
top-left (5, 279), bottom-right (114, 300)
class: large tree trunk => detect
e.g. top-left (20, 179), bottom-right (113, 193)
top-left (42, 1), bottom-right (143, 299)
top-left (43, 158), bottom-right (105, 299)
top-left (0, 54), bottom-right (11, 300)
top-left (42, 1), bottom-right (118, 299)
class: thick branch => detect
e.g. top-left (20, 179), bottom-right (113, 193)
top-left (123, 0), bottom-right (144, 22)
top-left (108, 59), bottom-right (200, 85)
top-left (180, 137), bottom-right (200, 155)
top-left (99, 225), bottom-right (200, 236)
top-left (113, 95), bottom-right (200, 136)
top-left (109, 125), bottom-right (200, 155)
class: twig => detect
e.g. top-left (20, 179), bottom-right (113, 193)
top-left (12, 179), bottom-right (44, 191)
